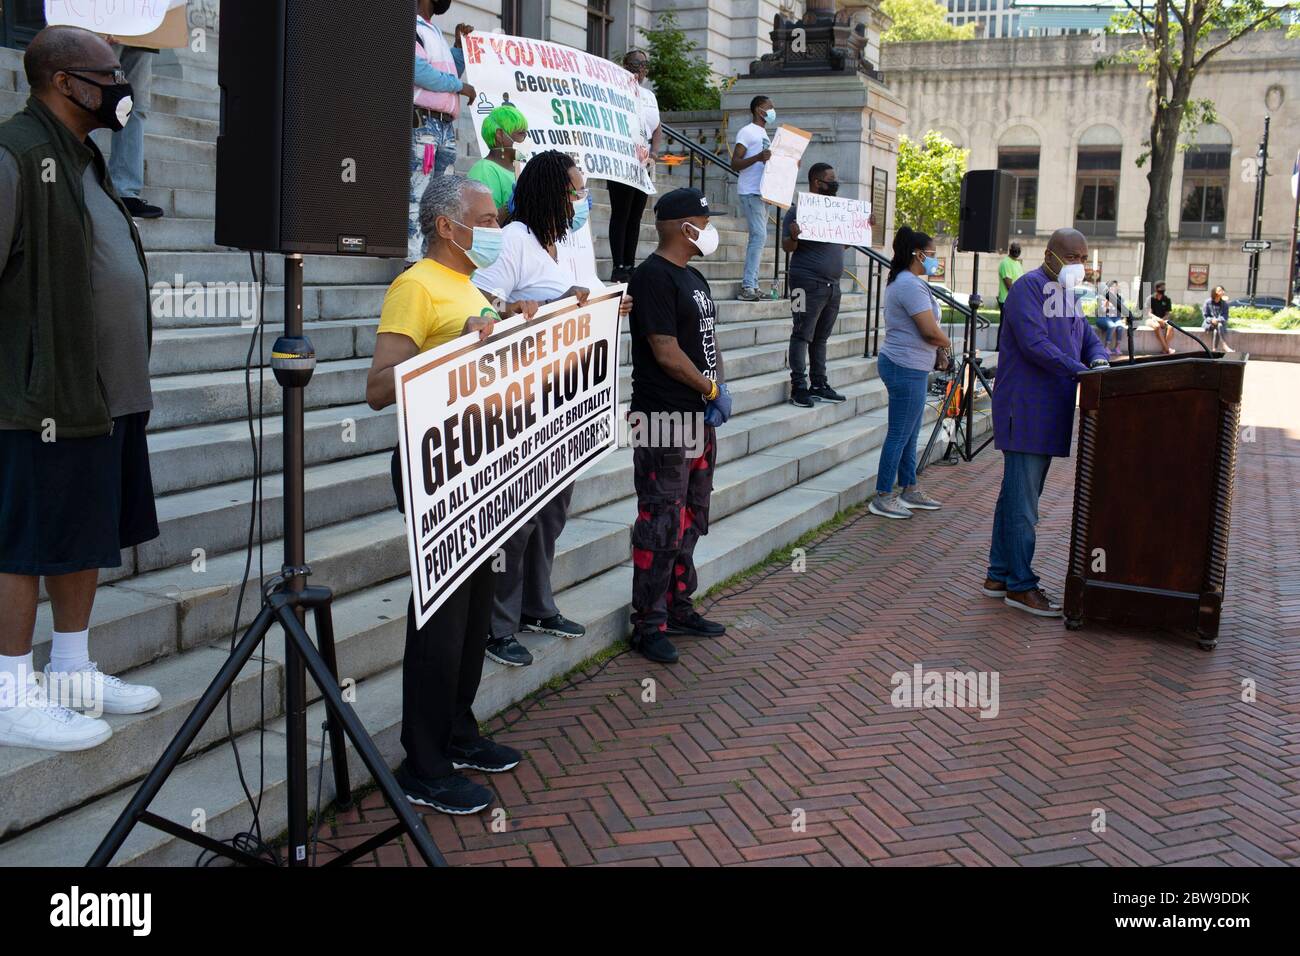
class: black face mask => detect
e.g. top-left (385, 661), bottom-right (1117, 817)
top-left (430, 0), bottom-right (452, 15)
top-left (66, 73), bottom-right (134, 132)
top-left (815, 180), bottom-right (840, 196)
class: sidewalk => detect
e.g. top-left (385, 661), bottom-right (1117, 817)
top-left (317, 361), bottom-right (1300, 867)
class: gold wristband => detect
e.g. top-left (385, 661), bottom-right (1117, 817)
top-left (705, 381), bottom-right (719, 401)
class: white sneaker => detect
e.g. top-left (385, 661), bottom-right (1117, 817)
top-left (0, 679), bottom-right (112, 751)
top-left (44, 662), bottom-right (161, 716)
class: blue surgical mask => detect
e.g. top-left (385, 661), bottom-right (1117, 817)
top-left (922, 255), bottom-right (939, 276)
top-left (568, 194), bottom-right (592, 234)
top-left (764, 108), bottom-right (776, 124)
top-left (450, 219), bottom-right (504, 270)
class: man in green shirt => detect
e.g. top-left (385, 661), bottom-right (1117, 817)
top-left (997, 242), bottom-right (1024, 316)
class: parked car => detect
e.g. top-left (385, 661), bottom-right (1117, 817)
top-left (1228, 296), bottom-right (1286, 312)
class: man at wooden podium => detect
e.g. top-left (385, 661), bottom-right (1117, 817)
top-left (983, 228), bottom-right (1111, 617)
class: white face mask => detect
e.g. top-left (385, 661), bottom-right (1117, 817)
top-left (1057, 262), bottom-right (1086, 289)
top-left (683, 222), bottom-right (719, 257)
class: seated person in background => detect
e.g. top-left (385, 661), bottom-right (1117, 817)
top-left (1147, 281), bottom-right (1175, 354)
top-left (466, 103), bottom-right (528, 225)
top-left (1202, 285), bottom-right (1233, 353)
top-left (1094, 279), bottom-right (1124, 355)
top-left (470, 149), bottom-right (632, 668)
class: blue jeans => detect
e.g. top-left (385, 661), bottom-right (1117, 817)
top-left (107, 46), bottom-right (153, 199)
top-left (987, 451), bottom-right (1052, 593)
top-left (737, 193), bottom-right (767, 290)
top-left (875, 351), bottom-right (930, 494)
top-left (408, 115), bottom-right (459, 261)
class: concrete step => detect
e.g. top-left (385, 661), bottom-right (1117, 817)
top-left (0, 403), bottom-right (994, 866)
top-left (148, 356), bottom-right (371, 430)
top-left (144, 251), bottom-right (403, 288)
top-left (36, 352), bottom-right (895, 686)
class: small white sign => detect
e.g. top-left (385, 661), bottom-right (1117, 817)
top-left (795, 192), bottom-right (872, 247)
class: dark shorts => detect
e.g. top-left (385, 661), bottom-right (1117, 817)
top-left (0, 412), bottom-right (159, 576)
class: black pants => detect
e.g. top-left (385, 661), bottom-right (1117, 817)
top-left (391, 447), bottom-right (492, 779)
top-left (789, 276), bottom-right (841, 390)
top-left (607, 179), bottom-right (649, 272)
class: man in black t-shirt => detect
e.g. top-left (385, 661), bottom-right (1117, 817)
top-left (1147, 281), bottom-right (1175, 354)
top-left (626, 188), bottom-right (732, 664)
top-left (783, 163), bottom-right (847, 408)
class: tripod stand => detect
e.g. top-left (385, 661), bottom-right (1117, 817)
top-left (89, 255), bottom-right (443, 868)
top-left (919, 253), bottom-right (996, 473)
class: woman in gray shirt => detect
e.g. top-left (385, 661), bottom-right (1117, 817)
top-left (869, 227), bottom-right (953, 520)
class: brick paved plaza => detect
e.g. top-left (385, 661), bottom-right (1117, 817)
top-left (318, 362), bottom-right (1300, 867)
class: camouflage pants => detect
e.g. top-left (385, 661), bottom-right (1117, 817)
top-left (630, 423), bottom-right (716, 640)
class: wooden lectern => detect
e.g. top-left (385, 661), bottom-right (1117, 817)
top-left (1064, 353), bottom-right (1246, 649)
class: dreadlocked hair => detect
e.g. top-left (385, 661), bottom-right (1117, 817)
top-left (508, 149), bottom-right (578, 250)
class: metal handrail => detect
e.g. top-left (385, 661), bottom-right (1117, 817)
top-left (658, 123), bottom-right (978, 358)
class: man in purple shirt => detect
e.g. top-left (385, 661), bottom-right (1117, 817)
top-left (983, 228), bottom-right (1111, 617)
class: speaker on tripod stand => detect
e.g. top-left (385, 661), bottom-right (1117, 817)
top-left (90, 1), bottom-right (442, 867)
top-left (918, 170), bottom-right (1013, 472)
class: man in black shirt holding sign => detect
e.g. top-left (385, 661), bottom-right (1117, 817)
top-left (782, 162), bottom-right (847, 408)
top-left (626, 188), bottom-right (732, 664)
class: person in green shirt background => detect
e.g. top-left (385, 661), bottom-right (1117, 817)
top-left (997, 242), bottom-right (1024, 316)
top-left (467, 103), bottom-right (528, 224)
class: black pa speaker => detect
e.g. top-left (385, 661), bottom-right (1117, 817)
top-left (957, 170), bottom-right (1014, 254)
top-left (214, 1), bottom-right (415, 257)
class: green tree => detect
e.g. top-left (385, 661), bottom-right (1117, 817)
top-left (637, 12), bottom-right (721, 112)
top-left (1099, 1), bottom-right (1296, 287)
top-left (896, 131), bottom-right (968, 236)
top-left (881, 0), bottom-right (977, 42)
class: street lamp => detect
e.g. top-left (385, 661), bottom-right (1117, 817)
top-left (1246, 116), bottom-right (1270, 307)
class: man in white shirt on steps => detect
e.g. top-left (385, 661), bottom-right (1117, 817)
top-left (731, 94), bottom-right (775, 301)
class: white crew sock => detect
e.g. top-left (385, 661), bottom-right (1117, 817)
top-left (49, 629), bottom-right (91, 674)
top-left (0, 653), bottom-right (34, 709)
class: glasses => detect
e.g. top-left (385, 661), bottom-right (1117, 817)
top-left (66, 67), bottom-right (128, 85)
top-left (626, 59), bottom-right (649, 70)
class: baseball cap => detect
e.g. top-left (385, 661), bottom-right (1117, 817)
top-left (654, 187), bottom-right (710, 221)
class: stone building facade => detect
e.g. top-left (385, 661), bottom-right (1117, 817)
top-left (881, 29), bottom-right (1299, 304)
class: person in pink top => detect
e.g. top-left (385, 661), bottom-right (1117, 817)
top-left (409, 1), bottom-right (477, 263)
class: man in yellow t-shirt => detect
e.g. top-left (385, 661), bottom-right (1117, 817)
top-left (365, 174), bottom-right (521, 816)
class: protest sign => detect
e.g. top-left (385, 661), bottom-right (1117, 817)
top-left (463, 34), bottom-right (654, 194)
top-left (759, 125), bottom-right (811, 208)
top-left (45, 0), bottom-right (186, 42)
top-left (794, 192), bottom-right (872, 247)
top-left (393, 291), bottom-right (622, 627)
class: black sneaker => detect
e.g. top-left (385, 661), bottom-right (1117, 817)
top-left (664, 611), bottom-right (727, 638)
top-left (521, 613), bottom-right (585, 639)
top-left (810, 383), bottom-right (847, 403)
top-left (122, 197), bottom-right (164, 219)
top-left (450, 737), bottom-right (521, 773)
top-left (486, 634), bottom-right (533, 667)
top-left (394, 763), bottom-right (491, 815)
top-left (790, 386), bottom-right (815, 408)
top-left (632, 631), bottom-right (679, 664)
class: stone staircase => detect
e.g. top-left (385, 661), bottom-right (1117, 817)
top-left (0, 39), bottom-right (991, 865)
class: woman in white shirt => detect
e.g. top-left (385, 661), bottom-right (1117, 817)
top-left (471, 150), bottom-right (632, 668)
top-left (606, 50), bottom-right (661, 283)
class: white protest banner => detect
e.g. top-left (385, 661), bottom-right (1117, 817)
top-left (44, 0), bottom-right (185, 38)
top-left (795, 192), bottom-right (872, 247)
top-left (555, 220), bottom-right (603, 291)
top-left (394, 290), bottom-right (622, 628)
top-left (759, 125), bottom-right (811, 208)
top-left (462, 33), bottom-right (654, 194)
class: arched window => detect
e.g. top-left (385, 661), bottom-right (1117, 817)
top-left (998, 125), bottom-right (1040, 237)
top-left (1180, 123), bottom-right (1231, 239)
top-left (1074, 125), bottom-right (1122, 237)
